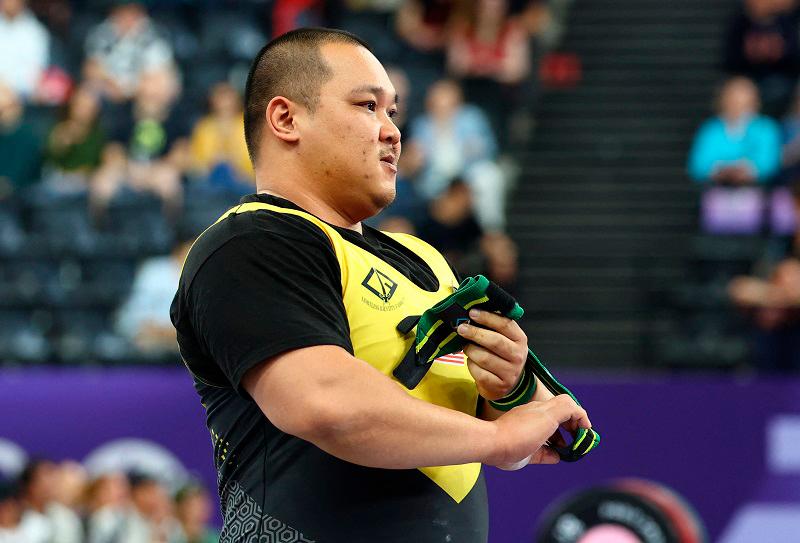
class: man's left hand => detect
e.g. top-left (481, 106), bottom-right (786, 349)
top-left (457, 309), bottom-right (533, 401)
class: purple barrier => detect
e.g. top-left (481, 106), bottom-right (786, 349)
top-left (2, 369), bottom-right (799, 542)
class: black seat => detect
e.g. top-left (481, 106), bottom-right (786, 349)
top-left (0, 310), bottom-right (51, 364)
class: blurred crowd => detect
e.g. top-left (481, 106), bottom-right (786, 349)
top-left (0, 459), bottom-right (218, 543)
top-left (0, 0), bottom-right (568, 366)
top-left (687, 0), bottom-right (800, 371)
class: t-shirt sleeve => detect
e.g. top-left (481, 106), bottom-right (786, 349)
top-left (186, 226), bottom-right (352, 391)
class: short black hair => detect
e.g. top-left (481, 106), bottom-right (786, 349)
top-left (243, 28), bottom-right (371, 164)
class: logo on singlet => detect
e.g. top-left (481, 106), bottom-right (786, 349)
top-left (361, 268), bottom-right (398, 303)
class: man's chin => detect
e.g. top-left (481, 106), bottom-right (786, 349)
top-left (364, 188), bottom-right (396, 220)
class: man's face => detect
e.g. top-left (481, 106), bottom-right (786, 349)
top-left (295, 43), bottom-right (402, 223)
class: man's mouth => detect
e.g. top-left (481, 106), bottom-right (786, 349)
top-left (380, 155), bottom-right (397, 172)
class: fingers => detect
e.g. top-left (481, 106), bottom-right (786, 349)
top-left (466, 309), bottom-right (527, 342)
top-left (464, 343), bottom-right (520, 389)
top-left (548, 395), bottom-right (592, 429)
top-left (457, 310), bottom-right (528, 364)
top-left (466, 358), bottom-right (507, 400)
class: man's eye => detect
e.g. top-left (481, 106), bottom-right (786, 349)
top-left (388, 109), bottom-right (398, 118)
top-left (363, 101), bottom-right (377, 112)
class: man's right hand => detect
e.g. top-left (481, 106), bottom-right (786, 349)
top-left (484, 395), bottom-right (591, 469)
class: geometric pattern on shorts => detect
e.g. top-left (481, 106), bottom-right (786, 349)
top-left (219, 480), bottom-right (315, 543)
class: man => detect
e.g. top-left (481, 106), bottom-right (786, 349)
top-left (171, 28), bottom-right (591, 542)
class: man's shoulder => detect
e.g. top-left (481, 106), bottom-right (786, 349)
top-left (180, 204), bottom-right (335, 288)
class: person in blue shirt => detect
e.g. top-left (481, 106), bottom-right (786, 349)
top-left (688, 76), bottom-right (781, 184)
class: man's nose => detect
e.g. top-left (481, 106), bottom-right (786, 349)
top-left (381, 118), bottom-right (401, 145)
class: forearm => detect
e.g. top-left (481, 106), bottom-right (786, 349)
top-left (245, 345), bottom-right (499, 470)
top-left (310, 379), bottom-right (498, 469)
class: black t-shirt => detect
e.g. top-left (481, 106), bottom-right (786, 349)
top-left (170, 194), bottom-right (488, 543)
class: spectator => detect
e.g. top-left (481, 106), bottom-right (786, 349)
top-left (408, 78), bottom-right (507, 231)
top-left (51, 461), bottom-right (87, 516)
top-left (123, 473), bottom-right (182, 543)
top-left (174, 483), bottom-right (219, 543)
top-left (83, 2), bottom-right (175, 103)
top-left (84, 472), bottom-right (131, 543)
top-left (0, 478), bottom-right (25, 543)
top-left (0, 0), bottom-right (50, 100)
top-left (189, 82), bottom-right (253, 192)
top-left (688, 76), bottom-right (781, 184)
top-left (395, 0), bottom-right (457, 53)
top-left (115, 232), bottom-right (193, 355)
top-left (0, 83), bottom-right (42, 197)
top-left (92, 66), bottom-right (189, 215)
top-left (17, 459), bottom-right (83, 543)
top-left (418, 178), bottom-right (518, 288)
top-left (724, 0), bottom-right (800, 116)
top-left (42, 84), bottom-right (105, 192)
top-left (446, 0), bottom-right (531, 84)
top-left (446, 0), bottom-right (531, 143)
top-left (729, 180), bottom-right (800, 371)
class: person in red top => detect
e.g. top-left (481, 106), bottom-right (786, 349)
top-left (447, 0), bottom-right (531, 144)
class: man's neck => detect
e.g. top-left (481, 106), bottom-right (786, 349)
top-left (257, 188), bottom-right (363, 234)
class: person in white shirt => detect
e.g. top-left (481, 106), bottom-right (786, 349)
top-left (0, 0), bottom-right (50, 99)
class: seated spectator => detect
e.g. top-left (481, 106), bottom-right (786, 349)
top-left (446, 0), bottom-right (531, 143)
top-left (688, 76), bottom-right (781, 184)
top-left (84, 472), bottom-right (132, 542)
top-left (51, 462), bottom-right (86, 520)
top-left (18, 459), bottom-right (83, 543)
top-left (190, 82), bottom-right (253, 193)
top-left (724, 0), bottom-right (800, 116)
top-left (395, 0), bottom-right (457, 54)
top-left (0, 0), bottom-right (50, 101)
top-left (92, 66), bottom-right (189, 215)
top-left (83, 2), bottom-right (175, 103)
top-left (418, 178), bottom-right (518, 288)
top-left (729, 180), bottom-right (800, 371)
top-left (42, 84), bottom-right (105, 192)
top-left (447, 0), bottom-right (531, 83)
top-left (123, 473), bottom-right (182, 543)
top-left (174, 482), bottom-right (219, 543)
top-left (407, 79), bottom-right (507, 231)
top-left (0, 83), bottom-right (42, 197)
top-left (0, 478), bottom-right (24, 541)
top-left (115, 232), bottom-right (193, 355)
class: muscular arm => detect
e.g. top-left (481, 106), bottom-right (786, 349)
top-left (243, 344), bottom-right (589, 470)
top-left (243, 344), bottom-right (499, 469)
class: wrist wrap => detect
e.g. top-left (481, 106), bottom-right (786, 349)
top-left (393, 275), bottom-right (600, 462)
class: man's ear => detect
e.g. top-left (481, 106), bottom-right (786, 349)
top-left (266, 96), bottom-right (300, 143)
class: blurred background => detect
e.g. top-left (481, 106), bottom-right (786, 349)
top-left (1, 0), bottom-right (800, 541)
